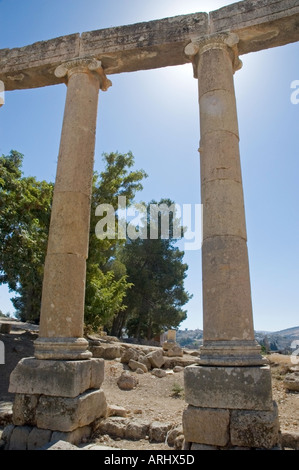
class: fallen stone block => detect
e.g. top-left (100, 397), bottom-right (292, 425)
top-left (117, 371), bottom-right (138, 390)
top-left (44, 440), bottom-right (80, 450)
top-left (151, 368), bottom-right (167, 378)
top-left (120, 347), bottom-right (139, 364)
top-left (146, 350), bottom-right (165, 369)
top-left (96, 417), bottom-right (128, 439)
top-left (149, 421), bottom-right (172, 443)
top-left (280, 431), bottom-right (299, 450)
top-left (283, 372), bottom-right (299, 392)
top-left (89, 344), bottom-right (121, 360)
top-left (128, 359), bottom-right (148, 373)
top-left (125, 419), bottom-right (150, 440)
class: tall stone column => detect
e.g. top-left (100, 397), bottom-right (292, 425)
top-left (35, 58), bottom-right (111, 360)
top-left (5, 58), bottom-right (111, 450)
top-left (183, 34), bottom-right (280, 450)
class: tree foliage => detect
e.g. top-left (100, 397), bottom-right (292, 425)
top-left (0, 151), bottom-right (53, 322)
top-left (0, 150), bottom-right (146, 330)
top-left (113, 199), bottom-right (192, 339)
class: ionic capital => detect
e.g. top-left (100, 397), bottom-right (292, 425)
top-left (185, 33), bottom-right (242, 77)
top-left (55, 57), bottom-right (112, 91)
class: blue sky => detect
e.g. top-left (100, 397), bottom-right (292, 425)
top-left (0, 0), bottom-right (298, 332)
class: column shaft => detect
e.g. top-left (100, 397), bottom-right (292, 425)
top-left (191, 37), bottom-right (263, 365)
top-left (35, 60), bottom-right (110, 360)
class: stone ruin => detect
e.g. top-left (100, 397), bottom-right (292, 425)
top-left (1, 0), bottom-right (299, 450)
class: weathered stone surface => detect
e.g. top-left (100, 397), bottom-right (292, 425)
top-left (107, 405), bottom-right (127, 418)
top-left (283, 372), bottom-right (299, 392)
top-left (128, 359), bottom-right (148, 373)
top-left (96, 417), bottom-right (127, 439)
top-left (120, 347), bottom-right (139, 364)
top-left (191, 443), bottom-right (218, 450)
top-left (38, 254), bottom-right (87, 340)
top-left (117, 371), bottom-right (138, 390)
top-left (173, 366), bottom-right (184, 373)
top-left (230, 403), bottom-right (280, 448)
top-left (162, 342), bottom-right (183, 357)
top-left (0, 322), bottom-right (12, 334)
top-left (51, 425), bottom-right (91, 446)
top-left (13, 394), bottom-right (39, 426)
top-left (184, 365), bottom-right (274, 410)
top-left (166, 426), bottom-right (183, 447)
top-left (45, 440), bottom-right (80, 450)
top-left (36, 389), bottom-right (107, 432)
top-left (151, 368), bottom-right (167, 378)
top-left (46, 191), bottom-right (91, 258)
top-left (9, 425), bottom-right (32, 450)
top-left (9, 357), bottom-right (104, 398)
top-left (210, 0), bottom-right (299, 54)
top-left (90, 344), bottom-right (121, 360)
top-left (2, 1), bottom-right (299, 91)
top-left (1, 424), bottom-right (15, 450)
top-left (183, 406), bottom-right (230, 447)
top-left (0, 401), bottom-right (13, 426)
top-left (146, 350), bottom-right (165, 369)
top-left (149, 421), bottom-right (172, 443)
top-left (125, 419), bottom-right (150, 440)
top-left (27, 428), bottom-right (52, 450)
top-left (281, 431), bottom-right (299, 450)
top-left (137, 354), bottom-right (152, 371)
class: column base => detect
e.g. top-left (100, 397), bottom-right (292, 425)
top-left (4, 357), bottom-right (107, 450)
top-left (199, 340), bottom-right (266, 366)
top-left (34, 337), bottom-right (92, 360)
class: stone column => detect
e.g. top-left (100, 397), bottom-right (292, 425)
top-left (34, 58), bottom-right (111, 360)
top-left (182, 34), bottom-right (279, 450)
top-left (4, 59), bottom-right (111, 450)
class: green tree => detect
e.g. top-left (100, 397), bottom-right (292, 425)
top-left (0, 151), bottom-right (53, 322)
top-left (114, 199), bottom-right (192, 339)
top-left (0, 150), bottom-right (147, 330)
top-left (85, 151), bottom-right (147, 332)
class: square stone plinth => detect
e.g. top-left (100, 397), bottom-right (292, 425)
top-left (9, 357), bottom-right (104, 398)
top-left (184, 365), bottom-right (273, 410)
top-left (36, 389), bottom-right (107, 432)
top-left (183, 405), bottom-right (230, 447)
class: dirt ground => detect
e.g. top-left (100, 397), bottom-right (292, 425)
top-left (0, 330), bottom-right (298, 450)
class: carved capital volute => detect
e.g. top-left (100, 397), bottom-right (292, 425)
top-left (185, 32), bottom-right (242, 77)
top-left (55, 57), bottom-right (112, 91)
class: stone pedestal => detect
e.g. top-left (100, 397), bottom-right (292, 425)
top-left (3, 358), bottom-right (107, 450)
top-left (183, 34), bottom-right (280, 449)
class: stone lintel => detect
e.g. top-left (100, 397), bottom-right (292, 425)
top-left (1, 1), bottom-right (299, 90)
top-left (184, 364), bottom-right (274, 411)
top-left (9, 357), bottom-right (105, 398)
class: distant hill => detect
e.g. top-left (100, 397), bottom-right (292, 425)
top-left (177, 326), bottom-right (299, 353)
